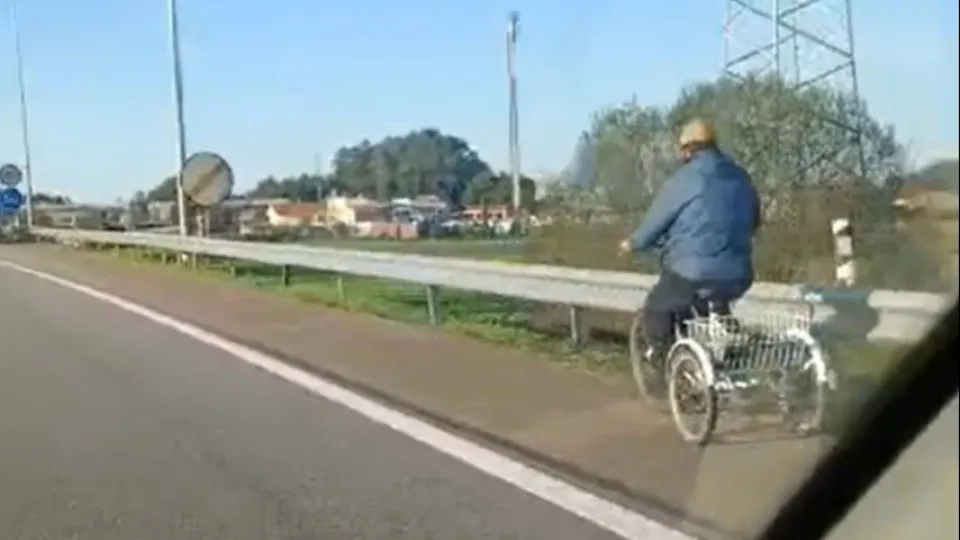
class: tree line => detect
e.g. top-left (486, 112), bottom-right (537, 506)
top-left (137, 128), bottom-right (538, 211)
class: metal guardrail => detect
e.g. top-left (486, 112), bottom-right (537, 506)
top-left (28, 227), bottom-right (952, 344)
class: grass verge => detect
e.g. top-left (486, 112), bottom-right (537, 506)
top-left (106, 245), bottom-right (630, 380)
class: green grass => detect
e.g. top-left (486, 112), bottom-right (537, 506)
top-left (110, 245), bottom-right (629, 380)
top-left (91, 244), bottom-right (915, 433)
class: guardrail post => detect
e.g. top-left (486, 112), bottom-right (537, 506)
top-left (425, 285), bottom-right (441, 325)
top-left (568, 306), bottom-right (585, 346)
top-left (336, 275), bottom-right (346, 303)
top-left (280, 265), bottom-right (291, 287)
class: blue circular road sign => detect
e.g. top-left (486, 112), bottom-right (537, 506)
top-left (0, 187), bottom-right (24, 212)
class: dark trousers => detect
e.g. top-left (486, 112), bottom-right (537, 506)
top-left (642, 269), bottom-right (747, 357)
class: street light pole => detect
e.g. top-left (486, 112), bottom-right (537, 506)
top-left (9, 0), bottom-right (34, 228)
top-left (506, 11), bottom-right (521, 217)
top-left (166, 0), bottom-right (190, 236)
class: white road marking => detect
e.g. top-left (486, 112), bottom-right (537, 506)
top-left (0, 260), bottom-right (692, 540)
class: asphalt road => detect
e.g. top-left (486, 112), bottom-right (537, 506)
top-left (0, 263), bottom-right (632, 539)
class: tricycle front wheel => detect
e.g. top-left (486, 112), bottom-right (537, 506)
top-left (667, 343), bottom-right (718, 445)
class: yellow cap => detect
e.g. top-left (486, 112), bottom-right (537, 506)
top-left (678, 118), bottom-right (717, 147)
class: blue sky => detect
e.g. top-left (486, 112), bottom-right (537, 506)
top-left (0, 0), bottom-right (957, 203)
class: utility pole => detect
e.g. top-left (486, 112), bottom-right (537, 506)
top-left (10, 0), bottom-right (34, 228)
top-left (506, 11), bottom-right (522, 217)
top-left (166, 0), bottom-right (190, 236)
top-left (313, 152), bottom-right (324, 201)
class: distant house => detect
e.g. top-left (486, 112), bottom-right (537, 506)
top-left (134, 197), bottom-right (290, 234)
top-left (362, 222), bottom-right (420, 240)
top-left (147, 201), bottom-right (178, 226)
top-left (237, 206), bottom-right (268, 236)
top-left (204, 198), bottom-right (253, 233)
top-left (326, 195), bottom-right (390, 227)
top-left (201, 198), bottom-right (292, 235)
top-left (34, 203), bottom-right (111, 229)
top-left (461, 204), bottom-right (512, 223)
top-left (265, 202), bottom-right (327, 228)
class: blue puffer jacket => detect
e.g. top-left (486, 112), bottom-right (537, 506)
top-left (629, 147), bottom-right (761, 286)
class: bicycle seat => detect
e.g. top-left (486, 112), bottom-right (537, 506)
top-left (693, 288), bottom-right (732, 310)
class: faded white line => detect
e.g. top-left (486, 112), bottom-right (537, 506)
top-left (0, 260), bottom-right (692, 540)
